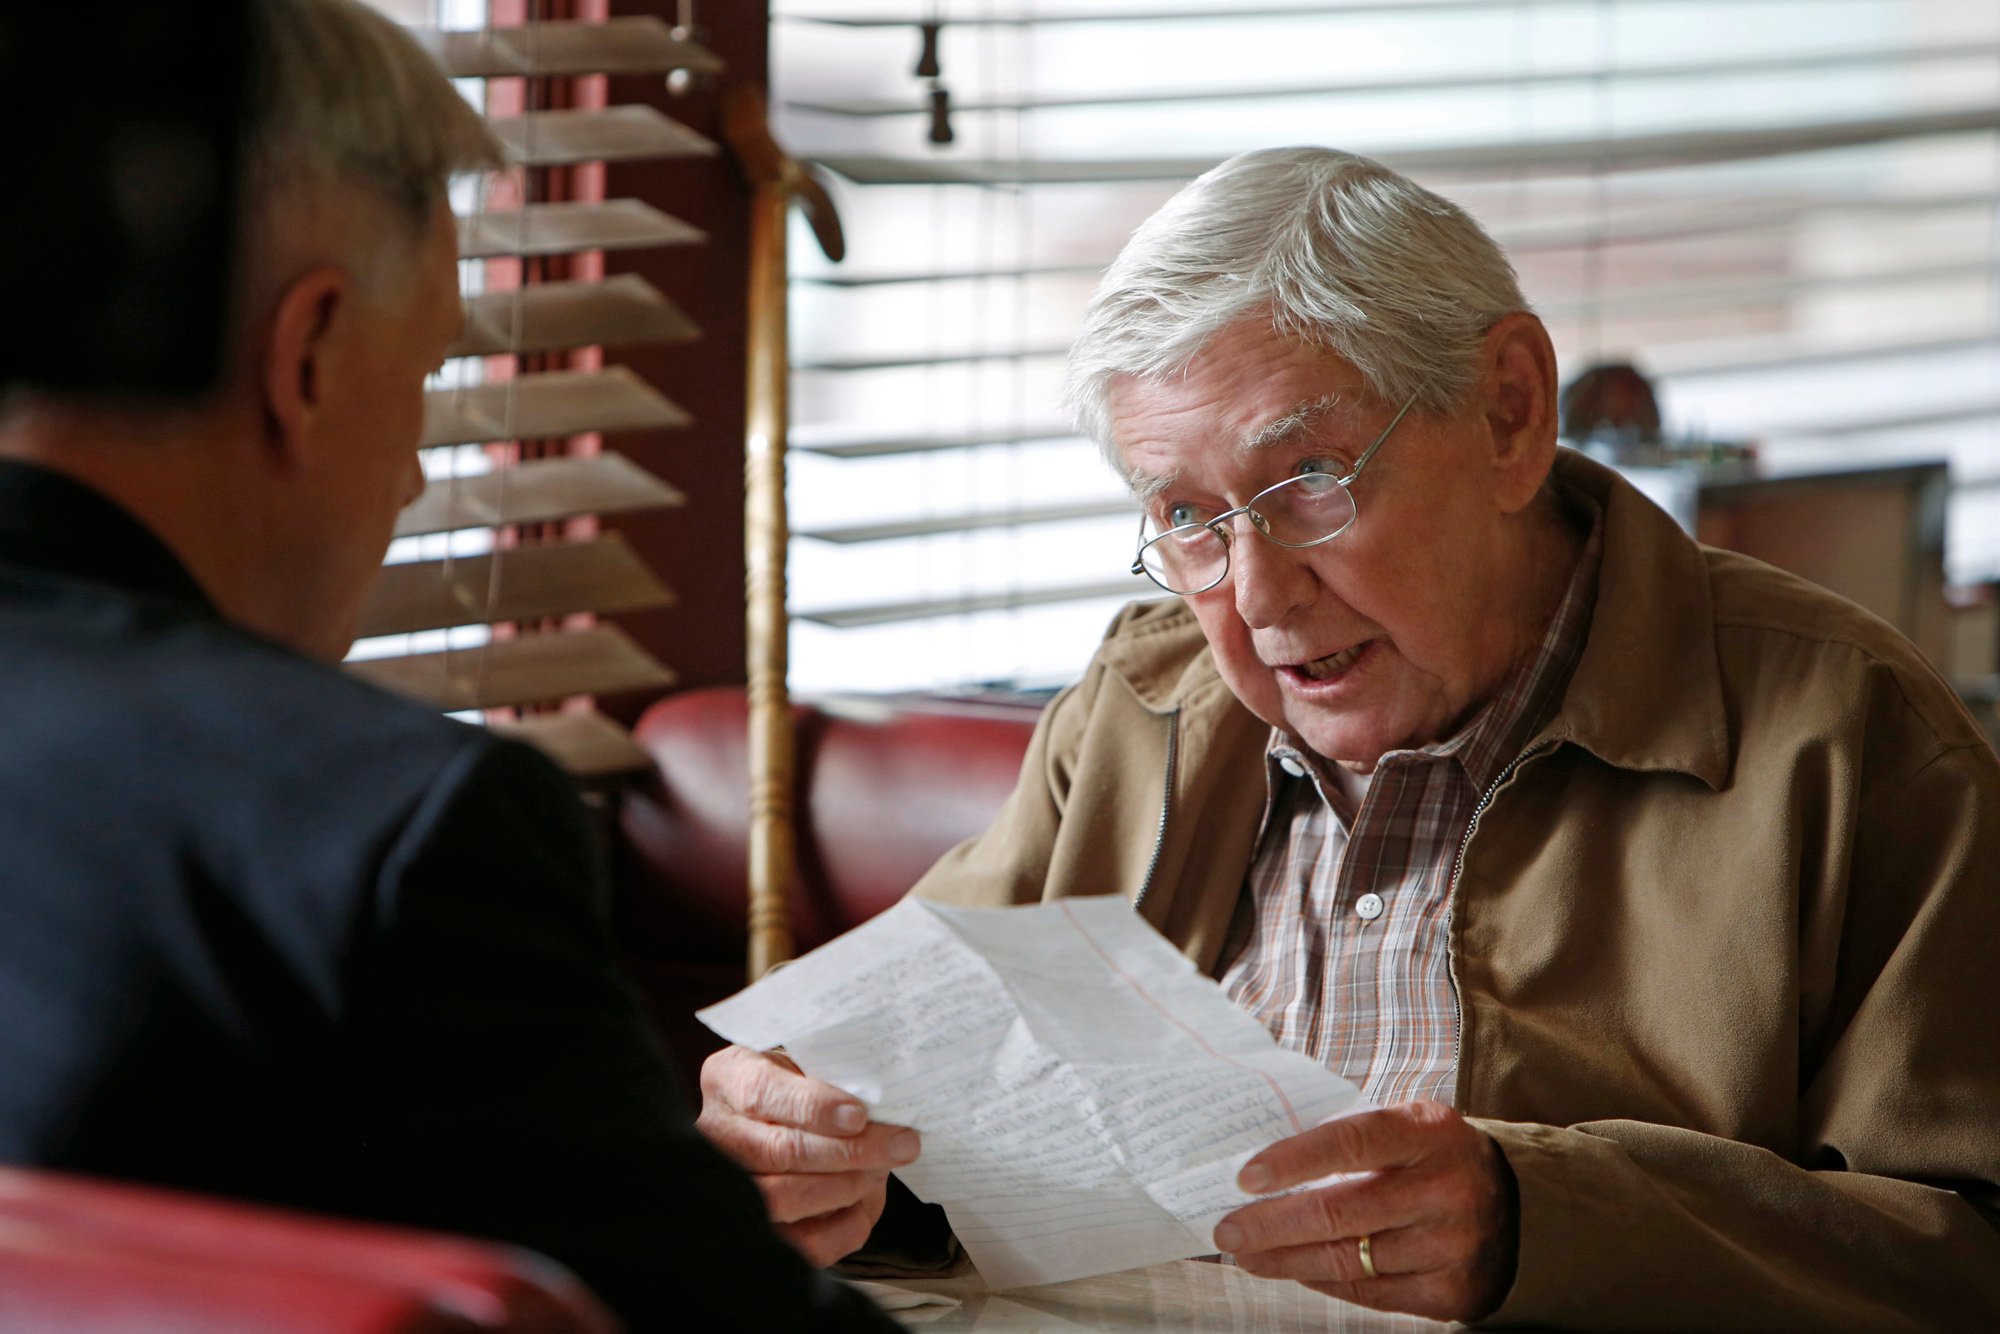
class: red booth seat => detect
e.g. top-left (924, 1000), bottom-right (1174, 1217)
top-left (0, 1166), bottom-right (615, 1334)
top-left (617, 687), bottom-right (1041, 1079)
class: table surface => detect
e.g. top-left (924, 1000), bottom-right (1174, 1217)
top-left (871, 1260), bottom-right (1459, 1332)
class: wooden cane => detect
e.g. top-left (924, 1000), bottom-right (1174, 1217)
top-left (724, 87), bottom-right (844, 980)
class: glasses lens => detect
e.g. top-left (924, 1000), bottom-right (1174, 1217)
top-left (1139, 525), bottom-right (1226, 594)
top-left (1255, 474), bottom-right (1356, 545)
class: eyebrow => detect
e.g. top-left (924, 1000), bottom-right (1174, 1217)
top-left (1122, 391), bottom-right (1355, 503)
top-left (1238, 392), bottom-right (1350, 457)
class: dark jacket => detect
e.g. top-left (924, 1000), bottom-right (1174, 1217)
top-left (0, 459), bottom-right (894, 1333)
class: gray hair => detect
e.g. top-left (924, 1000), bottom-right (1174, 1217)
top-left (1064, 147), bottom-right (1528, 473)
top-left (244, 0), bottom-right (501, 288)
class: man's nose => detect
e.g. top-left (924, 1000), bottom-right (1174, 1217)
top-left (1227, 521), bottom-right (1315, 630)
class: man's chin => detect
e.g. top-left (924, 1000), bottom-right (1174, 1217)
top-left (1284, 709), bottom-right (1397, 772)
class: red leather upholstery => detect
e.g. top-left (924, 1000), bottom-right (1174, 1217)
top-left (0, 1167), bottom-right (616, 1333)
top-left (617, 687), bottom-right (1040, 1078)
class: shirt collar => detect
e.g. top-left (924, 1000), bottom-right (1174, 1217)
top-left (1264, 726), bottom-right (1363, 819)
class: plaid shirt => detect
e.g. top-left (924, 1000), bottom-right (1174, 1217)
top-left (1218, 500), bottom-right (1604, 1107)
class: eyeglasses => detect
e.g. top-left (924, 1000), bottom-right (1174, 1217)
top-left (1129, 393), bottom-right (1418, 596)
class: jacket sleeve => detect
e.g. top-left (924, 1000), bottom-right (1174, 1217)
top-left (1478, 740), bottom-right (2000, 1332)
top-left (343, 738), bottom-right (901, 1334)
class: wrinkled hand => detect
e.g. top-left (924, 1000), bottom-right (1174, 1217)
top-left (1212, 1101), bottom-right (1519, 1322)
top-left (696, 1044), bottom-right (921, 1267)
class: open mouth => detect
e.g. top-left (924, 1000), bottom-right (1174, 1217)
top-left (1278, 638), bottom-right (1377, 685)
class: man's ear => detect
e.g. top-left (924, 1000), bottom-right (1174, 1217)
top-left (1479, 312), bottom-right (1561, 514)
top-left (260, 267), bottom-right (351, 465)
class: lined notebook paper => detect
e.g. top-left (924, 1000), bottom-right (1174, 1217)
top-left (699, 897), bottom-right (1364, 1289)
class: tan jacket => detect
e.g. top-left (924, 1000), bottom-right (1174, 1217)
top-left (911, 450), bottom-right (2000, 1331)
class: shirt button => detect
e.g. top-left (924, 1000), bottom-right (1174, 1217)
top-left (1356, 893), bottom-right (1385, 922)
top-left (1278, 755), bottom-right (1308, 778)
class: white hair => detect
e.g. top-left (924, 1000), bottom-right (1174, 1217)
top-left (244, 0), bottom-right (500, 290)
top-left (1064, 147), bottom-right (1528, 473)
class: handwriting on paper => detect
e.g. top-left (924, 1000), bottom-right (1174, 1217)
top-left (699, 896), bottom-right (1364, 1289)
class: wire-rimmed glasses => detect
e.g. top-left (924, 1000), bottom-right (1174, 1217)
top-left (1130, 394), bottom-right (1418, 596)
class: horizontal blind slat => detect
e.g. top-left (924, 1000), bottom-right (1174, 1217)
top-left (489, 708), bottom-right (654, 780)
top-left (782, 0), bottom-right (1840, 27)
top-left (1655, 330), bottom-right (2000, 382)
top-left (791, 41), bottom-right (1993, 116)
top-left (398, 452), bottom-right (685, 538)
top-left (797, 498), bottom-right (1135, 544)
top-left (457, 200), bottom-right (707, 260)
top-left (793, 257), bottom-right (1999, 374)
top-left (794, 188), bottom-right (2000, 288)
top-left (358, 534), bottom-right (675, 639)
top-left (820, 105), bottom-right (2000, 185)
top-left (793, 422), bottom-right (1081, 458)
top-left (414, 17), bottom-right (723, 79)
top-left (1766, 396), bottom-right (2000, 441)
top-left (492, 106), bottom-right (719, 169)
top-left (421, 368), bottom-right (691, 448)
top-left (798, 581), bottom-right (1147, 628)
top-left (450, 275), bottom-right (699, 359)
top-left (348, 625), bottom-right (676, 711)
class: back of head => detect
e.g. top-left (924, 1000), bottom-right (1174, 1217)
top-left (0, 0), bottom-right (501, 662)
top-left (242, 0), bottom-right (500, 301)
top-left (1065, 147), bottom-right (1528, 466)
top-left (0, 0), bottom-right (498, 432)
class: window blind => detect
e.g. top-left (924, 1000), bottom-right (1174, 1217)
top-left (771, 0), bottom-right (2000, 694)
top-left (349, 1), bottom-right (723, 779)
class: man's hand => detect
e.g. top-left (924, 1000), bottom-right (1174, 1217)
top-left (1212, 1101), bottom-right (1518, 1323)
top-left (696, 1044), bottom-right (921, 1267)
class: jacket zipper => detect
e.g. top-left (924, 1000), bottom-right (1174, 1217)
top-left (1445, 738), bottom-right (1556, 1108)
top-left (1132, 707), bottom-right (1180, 914)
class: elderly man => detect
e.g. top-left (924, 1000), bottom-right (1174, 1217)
top-left (0, 2), bottom-right (899, 1330)
top-left (699, 147), bottom-right (2000, 1328)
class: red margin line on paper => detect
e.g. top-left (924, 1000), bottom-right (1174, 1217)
top-left (1057, 899), bottom-right (1307, 1137)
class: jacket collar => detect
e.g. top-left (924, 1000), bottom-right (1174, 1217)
top-left (1095, 448), bottom-right (1731, 789)
top-left (1539, 449), bottom-right (1730, 789)
top-left (0, 458), bottom-right (216, 613)
top-left (1096, 598), bottom-right (1229, 714)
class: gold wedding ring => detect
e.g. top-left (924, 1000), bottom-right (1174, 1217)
top-left (1357, 1233), bottom-right (1377, 1280)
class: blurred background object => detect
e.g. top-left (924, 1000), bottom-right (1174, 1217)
top-left (1559, 360), bottom-right (1754, 464)
top-left (1560, 361), bottom-right (1666, 448)
top-left (0, 3), bottom-right (250, 399)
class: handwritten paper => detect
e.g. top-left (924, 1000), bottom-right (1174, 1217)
top-left (698, 897), bottom-right (1364, 1289)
